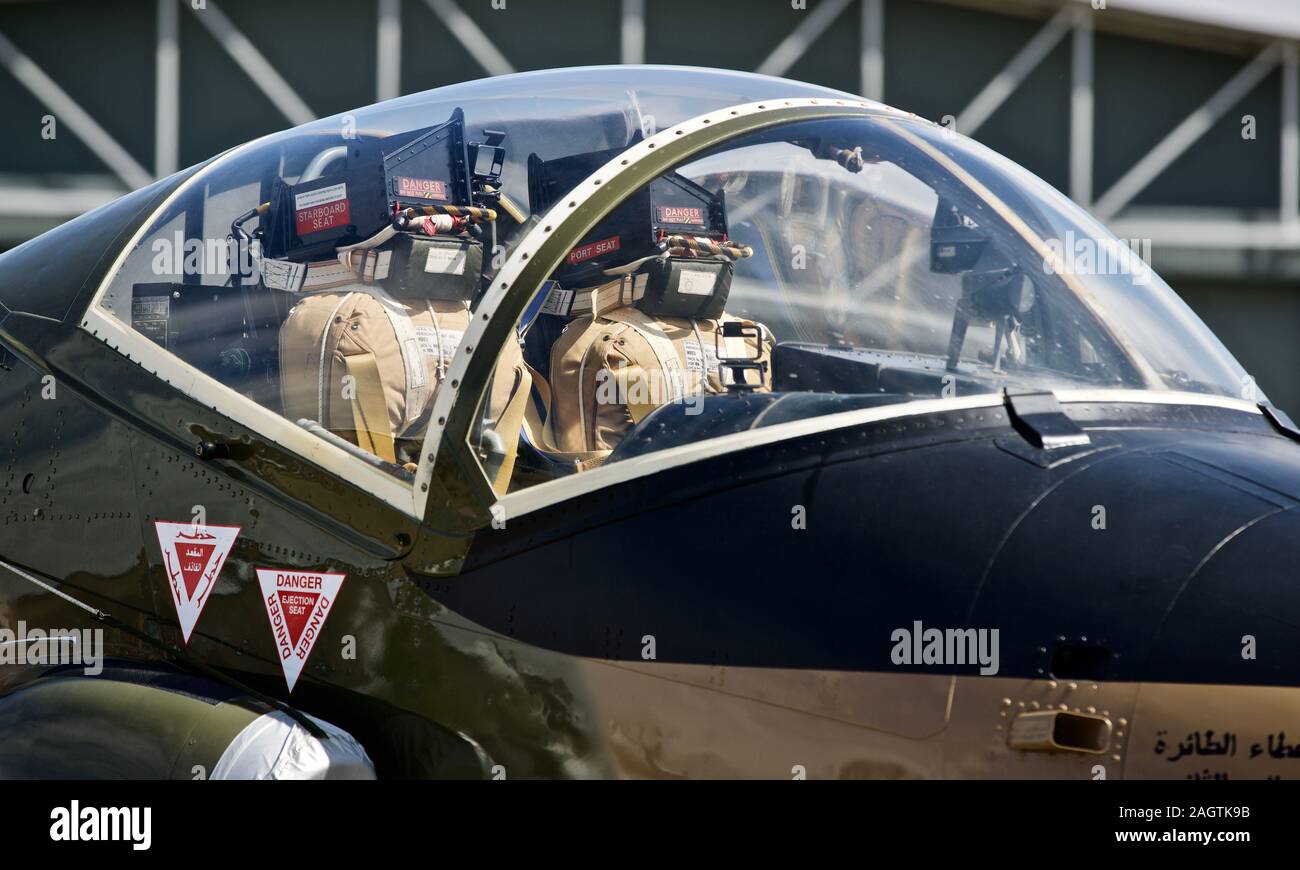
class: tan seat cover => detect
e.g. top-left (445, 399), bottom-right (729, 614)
top-left (548, 304), bottom-right (773, 454)
top-left (280, 289), bottom-right (472, 440)
top-left (280, 286), bottom-right (530, 491)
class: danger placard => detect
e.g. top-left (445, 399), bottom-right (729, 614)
top-left (154, 521), bottom-right (241, 643)
top-left (256, 568), bottom-right (346, 692)
top-left (394, 176), bottom-right (449, 201)
top-left (657, 205), bottom-right (705, 225)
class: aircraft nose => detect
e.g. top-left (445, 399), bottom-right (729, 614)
top-left (972, 434), bottom-right (1300, 688)
top-left (1142, 496), bottom-right (1300, 686)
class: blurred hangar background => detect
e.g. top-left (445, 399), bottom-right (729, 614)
top-left (0, 0), bottom-right (1297, 410)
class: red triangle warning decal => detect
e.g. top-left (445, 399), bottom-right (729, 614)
top-left (178, 543), bottom-right (215, 599)
top-left (256, 568), bottom-right (346, 692)
top-left (154, 521), bottom-right (241, 643)
top-left (278, 588), bottom-right (320, 651)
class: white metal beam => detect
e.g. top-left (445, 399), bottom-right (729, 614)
top-left (1070, 9), bottom-right (1093, 207)
top-left (860, 0), bottom-right (883, 102)
top-left (0, 185), bottom-right (125, 217)
top-left (0, 29), bottom-right (153, 189)
top-left (756, 0), bottom-right (854, 78)
top-left (377, 0), bottom-right (402, 101)
top-left (956, 5), bottom-right (1077, 137)
top-left (1093, 41), bottom-right (1282, 222)
top-left (155, 0), bottom-right (180, 178)
top-left (423, 0), bottom-right (513, 78)
top-left (621, 0), bottom-right (644, 66)
top-left (188, 0), bottom-right (316, 126)
top-left (1108, 216), bottom-right (1300, 249)
top-left (1282, 41), bottom-right (1298, 226)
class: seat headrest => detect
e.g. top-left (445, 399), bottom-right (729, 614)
top-left (633, 256), bottom-right (732, 320)
top-left (382, 233), bottom-right (482, 301)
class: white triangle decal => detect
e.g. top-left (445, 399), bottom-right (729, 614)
top-left (256, 568), bottom-right (346, 693)
top-left (154, 521), bottom-right (241, 643)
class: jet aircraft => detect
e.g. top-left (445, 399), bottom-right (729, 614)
top-left (1, 66), bottom-right (1297, 779)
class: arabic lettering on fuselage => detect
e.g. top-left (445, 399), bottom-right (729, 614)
top-left (1153, 729), bottom-right (1237, 761)
top-left (1154, 729), bottom-right (1300, 761)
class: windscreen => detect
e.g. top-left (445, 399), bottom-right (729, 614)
top-left (474, 113), bottom-right (1255, 492)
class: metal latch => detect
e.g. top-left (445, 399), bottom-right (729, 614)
top-left (1004, 390), bottom-right (1090, 450)
top-left (1260, 402), bottom-right (1300, 444)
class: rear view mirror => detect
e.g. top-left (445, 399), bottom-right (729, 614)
top-left (930, 197), bottom-right (987, 273)
top-left (962, 268), bottom-right (1035, 320)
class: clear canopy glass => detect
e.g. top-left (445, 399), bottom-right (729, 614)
top-left (88, 66), bottom-right (1256, 498)
top-left (466, 106), bottom-right (1256, 491)
top-left (98, 66), bottom-right (863, 323)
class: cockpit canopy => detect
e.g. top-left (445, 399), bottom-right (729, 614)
top-left (84, 66), bottom-right (1256, 512)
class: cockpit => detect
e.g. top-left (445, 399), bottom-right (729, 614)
top-left (85, 67), bottom-right (1254, 510)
